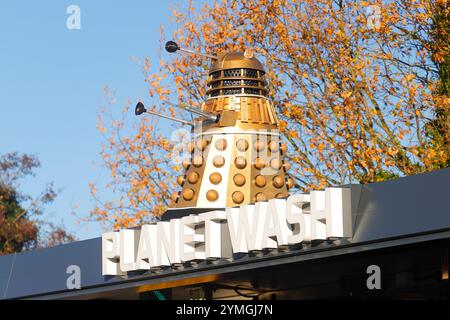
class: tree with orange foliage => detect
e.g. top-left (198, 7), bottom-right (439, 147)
top-left (91, 0), bottom-right (449, 230)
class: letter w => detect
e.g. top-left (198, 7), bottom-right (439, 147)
top-left (226, 204), bottom-right (263, 253)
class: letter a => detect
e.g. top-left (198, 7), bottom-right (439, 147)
top-left (366, 265), bottom-right (381, 290)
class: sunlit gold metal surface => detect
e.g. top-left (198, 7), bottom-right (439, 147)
top-left (209, 52), bottom-right (265, 73)
top-left (172, 50), bottom-right (293, 209)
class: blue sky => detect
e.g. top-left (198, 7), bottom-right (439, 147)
top-left (0, 1), bottom-right (179, 240)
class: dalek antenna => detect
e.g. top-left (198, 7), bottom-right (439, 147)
top-left (165, 41), bottom-right (217, 60)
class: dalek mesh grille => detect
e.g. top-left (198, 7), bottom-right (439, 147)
top-left (223, 79), bottom-right (242, 86)
top-left (211, 71), bottom-right (221, 79)
top-left (222, 88), bottom-right (243, 95)
top-left (223, 69), bottom-right (242, 77)
top-left (207, 68), bottom-right (268, 97)
top-left (244, 88), bottom-right (261, 95)
top-left (243, 80), bottom-right (259, 86)
top-left (242, 69), bottom-right (258, 78)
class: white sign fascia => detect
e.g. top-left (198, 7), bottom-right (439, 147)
top-left (101, 188), bottom-right (353, 275)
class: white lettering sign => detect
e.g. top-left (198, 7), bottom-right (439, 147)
top-left (102, 188), bottom-right (352, 275)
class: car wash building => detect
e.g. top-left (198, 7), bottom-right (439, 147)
top-left (0, 169), bottom-right (449, 300)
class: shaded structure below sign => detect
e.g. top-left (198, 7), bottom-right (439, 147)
top-left (0, 169), bottom-right (450, 299)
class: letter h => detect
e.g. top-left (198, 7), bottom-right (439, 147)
top-left (310, 188), bottom-right (352, 240)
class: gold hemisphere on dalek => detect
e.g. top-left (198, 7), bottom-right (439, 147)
top-left (140, 41), bottom-right (294, 211)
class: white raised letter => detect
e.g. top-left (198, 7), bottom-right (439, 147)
top-left (286, 194), bottom-right (310, 244)
top-left (180, 215), bottom-right (205, 262)
top-left (102, 232), bottom-right (121, 275)
top-left (310, 188), bottom-right (352, 240)
top-left (326, 188), bottom-right (352, 238)
top-left (310, 191), bottom-right (327, 240)
top-left (226, 204), bottom-right (265, 253)
top-left (119, 229), bottom-right (140, 272)
top-left (136, 225), bottom-right (157, 270)
top-left (157, 219), bottom-right (181, 266)
top-left (261, 199), bottom-right (291, 248)
top-left (199, 210), bottom-right (232, 259)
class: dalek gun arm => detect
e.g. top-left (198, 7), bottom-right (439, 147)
top-left (164, 100), bottom-right (218, 122)
top-left (134, 102), bottom-right (194, 126)
top-left (135, 101), bottom-right (218, 127)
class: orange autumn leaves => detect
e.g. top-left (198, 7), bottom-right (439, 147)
top-left (91, 0), bottom-right (449, 229)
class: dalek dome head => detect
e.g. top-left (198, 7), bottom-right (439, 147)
top-left (209, 51), bottom-right (265, 73)
top-left (207, 50), bottom-right (268, 98)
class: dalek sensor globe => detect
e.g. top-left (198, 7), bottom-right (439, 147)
top-left (169, 48), bottom-right (294, 210)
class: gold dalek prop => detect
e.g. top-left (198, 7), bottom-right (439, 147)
top-left (135, 41), bottom-right (294, 218)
